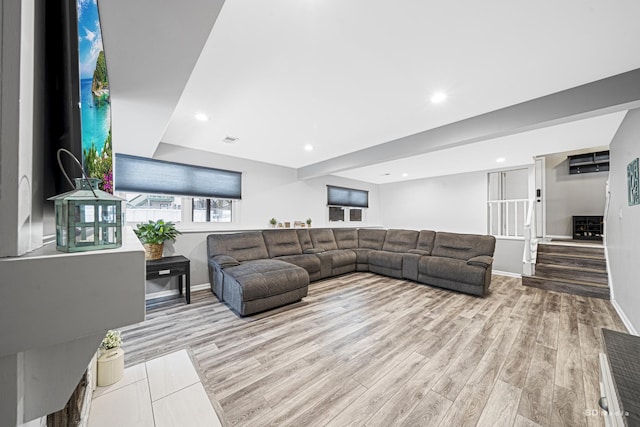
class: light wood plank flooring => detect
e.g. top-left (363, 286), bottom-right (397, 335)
top-left (121, 273), bottom-right (628, 427)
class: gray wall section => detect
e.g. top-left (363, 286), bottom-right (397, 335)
top-left (544, 148), bottom-right (608, 237)
top-left (606, 108), bottom-right (640, 334)
top-left (493, 238), bottom-right (525, 274)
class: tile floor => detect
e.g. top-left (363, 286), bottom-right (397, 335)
top-left (89, 349), bottom-right (222, 427)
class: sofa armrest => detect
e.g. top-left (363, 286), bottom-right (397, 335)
top-left (211, 255), bottom-right (240, 268)
top-left (467, 255), bottom-right (493, 268)
top-left (303, 248), bottom-right (325, 254)
top-left (407, 249), bottom-right (431, 256)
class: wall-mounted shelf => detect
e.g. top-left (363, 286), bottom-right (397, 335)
top-left (568, 150), bottom-right (610, 174)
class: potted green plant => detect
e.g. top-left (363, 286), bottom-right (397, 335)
top-left (269, 217), bottom-right (277, 228)
top-left (134, 219), bottom-right (181, 260)
top-left (306, 217), bottom-right (312, 228)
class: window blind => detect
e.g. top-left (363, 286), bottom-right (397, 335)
top-left (327, 185), bottom-right (368, 208)
top-left (115, 154), bottom-right (242, 199)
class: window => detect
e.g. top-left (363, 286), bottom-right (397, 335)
top-left (192, 198), bottom-right (232, 223)
top-left (115, 154), bottom-right (242, 226)
top-left (327, 185), bottom-right (368, 223)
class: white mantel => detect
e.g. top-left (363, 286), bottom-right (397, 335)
top-left (0, 227), bottom-right (145, 425)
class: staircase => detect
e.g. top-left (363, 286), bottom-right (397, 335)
top-left (522, 242), bottom-right (610, 299)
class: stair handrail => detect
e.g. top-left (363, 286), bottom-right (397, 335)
top-left (523, 197), bottom-right (536, 275)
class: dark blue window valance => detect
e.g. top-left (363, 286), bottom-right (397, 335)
top-left (327, 185), bottom-right (368, 208)
top-left (115, 154), bottom-right (242, 199)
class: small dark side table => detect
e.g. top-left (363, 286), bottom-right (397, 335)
top-left (146, 255), bottom-right (191, 304)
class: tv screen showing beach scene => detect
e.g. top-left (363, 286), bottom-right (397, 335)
top-left (77, 0), bottom-right (112, 193)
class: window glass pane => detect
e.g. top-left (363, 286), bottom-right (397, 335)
top-left (350, 209), bottom-right (362, 222)
top-left (192, 198), bottom-right (232, 223)
top-left (192, 198), bottom-right (208, 222)
top-left (120, 193), bottom-right (182, 223)
top-left (210, 199), bottom-right (232, 222)
top-left (329, 206), bottom-right (344, 222)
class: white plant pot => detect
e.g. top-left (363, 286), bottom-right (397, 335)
top-left (97, 347), bottom-right (125, 387)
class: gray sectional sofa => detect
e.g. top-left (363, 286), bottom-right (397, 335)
top-left (207, 228), bottom-right (495, 316)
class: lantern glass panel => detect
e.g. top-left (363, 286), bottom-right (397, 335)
top-left (100, 226), bottom-right (117, 244)
top-left (99, 205), bottom-right (116, 223)
top-left (75, 226), bottom-right (95, 244)
top-left (76, 204), bottom-right (95, 223)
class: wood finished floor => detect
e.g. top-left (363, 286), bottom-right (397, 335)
top-left (121, 273), bottom-right (628, 427)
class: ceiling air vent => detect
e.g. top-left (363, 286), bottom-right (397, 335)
top-left (222, 136), bottom-right (239, 144)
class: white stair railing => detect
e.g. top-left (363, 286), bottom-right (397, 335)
top-left (523, 198), bottom-right (537, 276)
top-left (487, 199), bottom-right (530, 237)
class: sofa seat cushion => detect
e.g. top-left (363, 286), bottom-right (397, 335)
top-left (223, 259), bottom-right (308, 301)
top-left (352, 248), bottom-right (373, 264)
top-left (276, 254), bottom-right (321, 275)
top-left (318, 249), bottom-right (356, 268)
top-left (263, 229), bottom-right (302, 258)
top-left (419, 256), bottom-right (486, 286)
top-left (369, 250), bottom-right (403, 270)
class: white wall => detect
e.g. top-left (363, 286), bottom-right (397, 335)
top-left (606, 108), bottom-right (640, 334)
top-left (140, 143), bottom-right (381, 289)
top-left (379, 171), bottom-right (487, 233)
top-left (544, 147), bottom-right (609, 237)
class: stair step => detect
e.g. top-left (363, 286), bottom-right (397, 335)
top-left (538, 243), bottom-right (604, 257)
top-left (535, 263), bottom-right (608, 285)
top-left (522, 275), bottom-right (610, 299)
top-left (536, 252), bottom-right (607, 271)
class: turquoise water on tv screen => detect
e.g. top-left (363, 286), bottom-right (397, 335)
top-left (80, 78), bottom-right (111, 154)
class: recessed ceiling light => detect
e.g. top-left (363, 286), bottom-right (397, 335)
top-left (304, 144), bottom-right (314, 152)
top-left (496, 157), bottom-right (506, 163)
top-left (402, 173), bottom-right (409, 177)
top-left (195, 113), bottom-right (208, 121)
top-left (222, 136), bottom-right (239, 144)
top-left (430, 92), bottom-right (447, 104)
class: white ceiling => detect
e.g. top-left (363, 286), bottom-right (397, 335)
top-left (103, 0), bottom-right (640, 183)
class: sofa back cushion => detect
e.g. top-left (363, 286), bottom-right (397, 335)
top-left (358, 229), bottom-right (387, 250)
top-left (263, 229), bottom-right (302, 258)
top-left (333, 229), bottom-right (358, 249)
top-left (382, 229), bottom-right (419, 253)
top-left (309, 229), bottom-right (338, 251)
top-left (416, 230), bottom-right (436, 254)
top-left (296, 229), bottom-right (314, 251)
top-left (432, 232), bottom-right (496, 261)
top-left (207, 232), bottom-right (269, 262)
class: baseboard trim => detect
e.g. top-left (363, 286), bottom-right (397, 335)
top-left (545, 234), bottom-right (573, 240)
top-left (493, 270), bottom-right (522, 278)
top-left (611, 299), bottom-right (637, 336)
top-left (145, 283), bottom-right (210, 301)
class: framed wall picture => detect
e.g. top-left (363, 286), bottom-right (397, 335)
top-left (628, 157), bottom-right (640, 206)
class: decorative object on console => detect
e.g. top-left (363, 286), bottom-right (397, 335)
top-left (49, 149), bottom-right (124, 253)
top-left (134, 219), bottom-right (182, 260)
top-left (97, 330), bottom-right (124, 387)
top-left (269, 217), bottom-right (277, 228)
top-left (306, 218), bottom-right (312, 227)
top-left (627, 157), bottom-right (639, 206)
